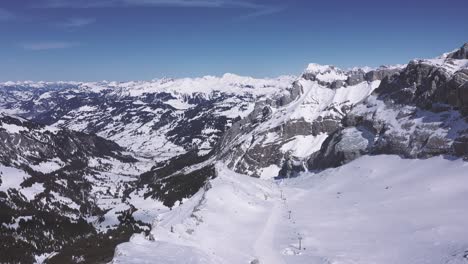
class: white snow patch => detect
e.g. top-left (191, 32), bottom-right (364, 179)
top-left (0, 165), bottom-right (30, 192)
top-left (1, 123), bottom-right (28, 133)
top-left (20, 183), bottom-right (45, 200)
top-left (77, 105), bottom-right (98, 112)
top-left (280, 134), bottom-right (328, 158)
top-left (260, 164), bottom-right (281, 179)
top-left (165, 99), bottom-right (194, 110)
top-left (29, 159), bottom-right (64, 173)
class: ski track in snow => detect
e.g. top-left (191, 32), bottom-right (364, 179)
top-left (253, 187), bottom-right (285, 264)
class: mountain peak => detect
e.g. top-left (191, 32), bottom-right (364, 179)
top-left (305, 63), bottom-right (341, 74)
top-left (447, 42), bottom-right (468, 60)
top-left (303, 63), bottom-right (347, 83)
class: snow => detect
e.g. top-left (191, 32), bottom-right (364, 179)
top-left (38, 125), bottom-right (61, 134)
top-left (77, 105), bottom-right (98, 112)
top-left (351, 95), bottom-right (467, 144)
top-left (201, 128), bottom-right (220, 135)
top-left (84, 156), bottom-right (159, 232)
top-left (305, 64), bottom-right (348, 82)
top-left (29, 159), bottom-right (64, 173)
top-left (51, 191), bottom-right (80, 210)
top-left (2, 216), bottom-right (33, 229)
top-left (261, 132), bottom-right (279, 145)
top-left (20, 183), bottom-right (45, 200)
top-left (110, 74), bottom-right (295, 98)
top-left (96, 122), bottom-right (187, 160)
top-left (260, 164), bottom-right (281, 179)
top-left (0, 123), bottom-right (28, 133)
top-left (113, 156), bottom-right (468, 264)
top-left (279, 155), bottom-right (468, 264)
top-left (264, 79), bottom-right (380, 127)
top-left (37, 92), bottom-right (53, 101)
top-left (79, 83), bottom-right (107, 93)
top-left (48, 72), bottom-right (288, 158)
top-left (113, 164), bottom-right (279, 264)
top-left (113, 235), bottom-right (215, 264)
top-left (3, 81), bottom-right (16, 86)
top-left (415, 58), bottom-right (468, 74)
top-left (34, 252), bottom-right (57, 264)
top-left (280, 134), bottom-right (329, 158)
top-left (0, 165), bottom-right (31, 192)
top-left (165, 99), bottom-right (195, 110)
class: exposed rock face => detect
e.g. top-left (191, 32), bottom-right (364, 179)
top-left (437, 69), bottom-right (468, 115)
top-left (448, 43), bottom-right (468, 59)
top-left (219, 71), bottom-right (382, 178)
top-left (346, 72), bottom-right (366, 86)
top-left (219, 43), bottom-right (468, 175)
top-left (308, 126), bottom-right (374, 169)
top-left (453, 136), bottom-right (468, 160)
top-left (277, 81), bottom-right (304, 106)
top-left (374, 43), bottom-right (468, 115)
top-left (307, 92), bottom-right (468, 170)
top-left (277, 154), bottom-right (306, 178)
top-left (364, 67), bottom-right (401, 82)
top-left (375, 60), bottom-right (449, 107)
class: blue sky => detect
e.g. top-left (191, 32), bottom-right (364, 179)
top-left (0, 0), bottom-right (467, 81)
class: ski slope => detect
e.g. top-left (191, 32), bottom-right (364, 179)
top-left (113, 155), bottom-right (468, 264)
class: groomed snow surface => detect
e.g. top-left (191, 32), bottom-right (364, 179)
top-left (113, 155), bottom-right (468, 264)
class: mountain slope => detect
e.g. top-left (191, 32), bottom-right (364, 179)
top-left (112, 155), bottom-right (468, 264)
top-left (0, 114), bottom-right (159, 263)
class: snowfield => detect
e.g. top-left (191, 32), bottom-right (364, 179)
top-left (112, 155), bottom-right (468, 264)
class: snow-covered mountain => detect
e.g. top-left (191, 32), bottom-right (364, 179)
top-left (0, 74), bottom-right (295, 159)
top-left (0, 43), bottom-right (467, 264)
top-left (113, 156), bottom-right (468, 264)
top-left (219, 44), bottom-right (468, 177)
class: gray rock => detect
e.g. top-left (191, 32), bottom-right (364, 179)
top-left (347, 73), bottom-right (366, 86)
top-left (373, 60), bottom-right (455, 109)
top-left (278, 154), bottom-right (306, 178)
top-left (250, 259), bottom-right (260, 264)
top-left (277, 81), bottom-right (303, 106)
top-left (365, 68), bottom-right (400, 82)
top-left (453, 136), bottom-right (468, 159)
top-left (420, 135), bottom-right (451, 157)
top-left (330, 80), bottom-right (345, 89)
top-left (302, 72), bottom-right (316, 81)
top-left (308, 126), bottom-right (375, 170)
top-left (447, 43), bottom-right (468, 59)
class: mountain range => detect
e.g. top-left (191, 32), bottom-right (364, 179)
top-left (0, 43), bottom-right (467, 264)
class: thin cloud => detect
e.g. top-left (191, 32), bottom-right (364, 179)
top-left (59, 17), bottom-right (96, 28)
top-left (237, 5), bottom-right (283, 20)
top-left (38, 0), bottom-right (281, 19)
top-left (40, 0), bottom-right (256, 8)
top-left (0, 8), bottom-right (15, 20)
top-left (21, 41), bottom-right (80, 51)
